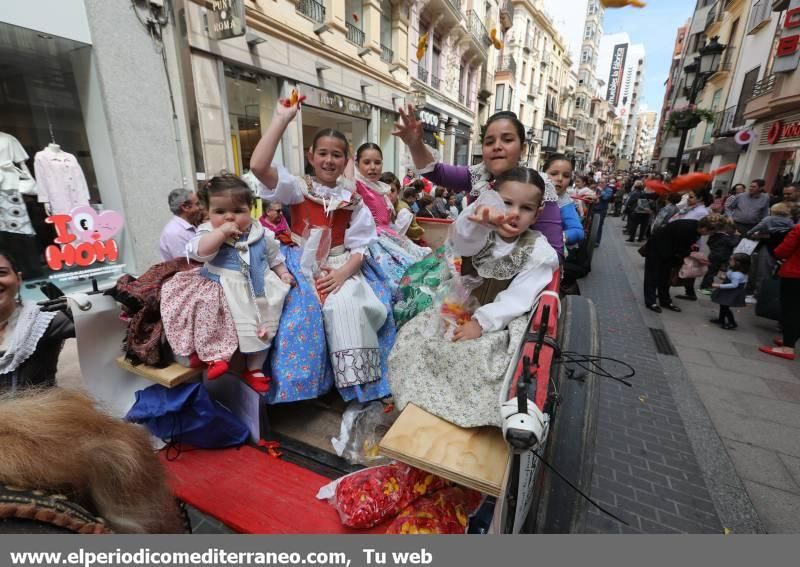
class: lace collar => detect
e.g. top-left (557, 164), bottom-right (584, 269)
top-left (302, 176), bottom-right (361, 215)
top-left (0, 301), bottom-right (57, 380)
top-left (471, 230), bottom-right (539, 280)
top-left (354, 171), bottom-right (391, 196)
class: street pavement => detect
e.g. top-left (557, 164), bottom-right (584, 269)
top-left (53, 214), bottom-right (799, 533)
top-left (582, 215), bottom-right (800, 533)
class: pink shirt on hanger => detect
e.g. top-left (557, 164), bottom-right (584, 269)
top-left (33, 147), bottom-right (91, 213)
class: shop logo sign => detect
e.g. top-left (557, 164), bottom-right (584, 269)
top-left (419, 110), bottom-right (439, 128)
top-left (767, 119), bottom-right (800, 145)
top-left (44, 206), bottom-right (124, 271)
top-left (209, 0), bottom-right (246, 40)
top-left (774, 0), bottom-right (800, 73)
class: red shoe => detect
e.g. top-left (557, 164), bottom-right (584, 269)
top-left (758, 346), bottom-right (796, 360)
top-left (242, 370), bottom-right (271, 393)
top-left (188, 352), bottom-right (206, 368)
top-left (207, 360), bottom-right (229, 379)
top-left (774, 336), bottom-right (784, 347)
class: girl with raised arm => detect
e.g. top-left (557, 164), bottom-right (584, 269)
top-left (249, 95), bottom-right (394, 404)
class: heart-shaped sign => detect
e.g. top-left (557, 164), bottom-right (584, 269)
top-left (69, 205), bottom-right (124, 243)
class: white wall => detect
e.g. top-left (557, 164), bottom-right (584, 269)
top-left (0, 0), bottom-right (91, 43)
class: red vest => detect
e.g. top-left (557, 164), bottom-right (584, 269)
top-left (289, 198), bottom-right (353, 247)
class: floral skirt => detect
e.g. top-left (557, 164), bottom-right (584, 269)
top-left (368, 231), bottom-right (431, 298)
top-left (388, 309), bottom-right (530, 428)
top-left (160, 269), bottom-right (239, 363)
top-left (392, 246), bottom-right (458, 327)
top-left (265, 244), bottom-right (396, 404)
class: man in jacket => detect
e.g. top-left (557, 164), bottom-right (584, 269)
top-left (594, 178), bottom-right (615, 246)
top-left (725, 179), bottom-right (770, 234)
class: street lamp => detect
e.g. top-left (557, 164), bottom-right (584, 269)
top-left (526, 127), bottom-right (536, 166)
top-left (671, 36), bottom-right (726, 177)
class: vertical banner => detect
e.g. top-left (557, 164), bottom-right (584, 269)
top-left (208, 0), bottom-right (246, 40)
top-left (606, 43), bottom-right (628, 107)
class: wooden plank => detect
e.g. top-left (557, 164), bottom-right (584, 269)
top-left (378, 404), bottom-right (509, 497)
top-left (116, 356), bottom-right (201, 388)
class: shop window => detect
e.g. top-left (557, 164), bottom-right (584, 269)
top-left (495, 84), bottom-right (505, 111)
top-left (0, 22), bottom-right (118, 289)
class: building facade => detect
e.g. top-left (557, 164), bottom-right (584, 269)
top-left (632, 110), bottom-right (657, 169)
top-left (498, 0), bottom-right (574, 169)
top-left (597, 32), bottom-right (646, 169)
top-left (740, 0), bottom-right (800, 194)
top-left (573, 0), bottom-right (605, 172)
top-left (653, 20), bottom-right (690, 170)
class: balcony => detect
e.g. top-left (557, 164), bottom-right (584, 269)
top-left (744, 72), bottom-right (800, 120)
top-left (747, 0), bottom-right (771, 34)
top-left (421, 0), bottom-right (463, 34)
top-left (346, 22), bottom-right (365, 46)
top-left (524, 34), bottom-right (534, 52)
top-left (380, 44), bottom-right (393, 63)
top-left (541, 52), bottom-right (551, 68)
top-left (417, 67), bottom-right (429, 83)
top-left (708, 46), bottom-right (735, 82)
top-left (478, 66), bottom-right (492, 100)
top-left (705, 1), bottom-right (723, 34)
top-left (431, 73), bottom-right (441, 90)
top-left (466, 10), bottom-right (491, 58)
top-left (496, 56), bottom-right (516, 76)
top-left (459, 92), bottom-right (465, 104)
top-left (545, 108), bottom-right (559, 123)
top-left (713, 105), bottom-right (737, 136)
top-left (296, 0), bottom-right (325, 23)
top-left (499, 5), bottom-right (513, 32)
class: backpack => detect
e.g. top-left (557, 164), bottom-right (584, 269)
top-left (634, 197), bottom-right (653, 215)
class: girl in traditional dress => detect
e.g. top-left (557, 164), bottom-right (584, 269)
top-left (160, 174), bottom-right (294, 393)
top-left (353, 143), bottom-right (430, 292)
top-left (249, 97), bottom-right (395, 404)
top-left (388, 167), bottom-right (559, 428)
top-left (391, 107), bottom-right (562, 326)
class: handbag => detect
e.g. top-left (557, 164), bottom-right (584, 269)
top-left (733, 238), bottom-right (758, 256)
top-left (125, 382), bottom-right (249, 449)
top-left (678, 252), bottom-right (709, 279)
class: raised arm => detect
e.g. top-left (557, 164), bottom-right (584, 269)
top-left (250, 97), bottom-right (300, 189)
top-left (393, 104), bottom-right (435, 170)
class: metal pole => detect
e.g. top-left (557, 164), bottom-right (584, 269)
top-left (671, 76), bottom-right (701, 178)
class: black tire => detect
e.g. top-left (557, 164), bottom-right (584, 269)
top-left (529, 294), bottom-right (600, 533)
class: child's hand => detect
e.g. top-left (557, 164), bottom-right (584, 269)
top-left (280, 272), bottom-right (296, 286)
top-left (316, 267), bottom-right (348, 296)
top-left (219, 221), bottom-right (242, 239)
top-left (468, 205), bottom-right (519, 231)
top-left (452, 319), bottom-right (483, 342)
top-left (392, 104), bottom-right (424, 146)
top-left (276, 90), bottom-right (305, 122)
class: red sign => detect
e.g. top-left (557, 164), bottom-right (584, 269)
top-left (44, 206), bottom-right (124, 271)
top-left (767, 119), bottom-right (800, 145)
top-left (775, 3), bottom-right (800, 71)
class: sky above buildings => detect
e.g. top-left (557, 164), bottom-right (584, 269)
top-left (602, 0), bottom-right (696, 117)
top-left (544, 0), bottom-right (696, 118)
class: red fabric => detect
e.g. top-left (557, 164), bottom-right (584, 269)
top-left (160, 445), bottom-right (387, 534)
top-left (775, 224), bottom-right (800, 279)
top-left (289, 199), bottom-right (352, 247)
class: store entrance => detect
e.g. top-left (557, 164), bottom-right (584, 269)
top-left (300, 106), bottom-right (368, 172)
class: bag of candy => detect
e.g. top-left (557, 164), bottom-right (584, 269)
top-left (385, 487), bottom-right (483, 534)
top-left (316, 463), bottom-right (450, 529)
top-left (430, 275), bottom-right (482, 341)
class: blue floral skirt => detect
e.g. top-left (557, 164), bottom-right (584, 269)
top-left (367, 231), bottom-right (430, 298)
top-left (265, 244), bottom-right (396, 404)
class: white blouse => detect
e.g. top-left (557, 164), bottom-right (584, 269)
top-left (33, 147), bottom-right (90, 213)
top-left (449, 204), bottom-right (559, 333)
top-left (257, 164), bottom-right (378, 256)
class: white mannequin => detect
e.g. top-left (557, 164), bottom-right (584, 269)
top-left (47, 142), bottom-right (62, 153)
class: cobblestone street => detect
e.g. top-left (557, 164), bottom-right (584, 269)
top-left (580, 216), bottom-right (772, 533)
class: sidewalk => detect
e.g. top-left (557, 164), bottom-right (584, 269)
top-left (603, 215), bottom-right (800, 533)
